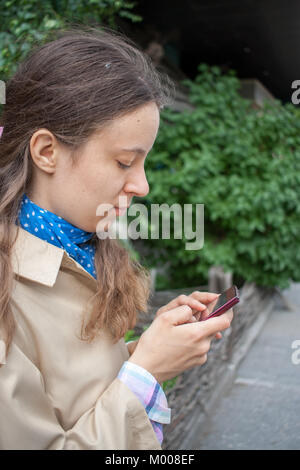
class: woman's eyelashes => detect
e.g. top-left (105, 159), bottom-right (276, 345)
top-left (117, 161), bottom-right (132, 170)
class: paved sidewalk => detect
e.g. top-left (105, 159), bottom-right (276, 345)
top-left (194, 283), bottom-right (300, 450)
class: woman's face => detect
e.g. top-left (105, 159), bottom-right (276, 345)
top-left (27, 101), bottom-right (160, 232)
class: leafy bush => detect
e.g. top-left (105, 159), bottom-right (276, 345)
top-left (0, 0), bottom-right (142, 80)
top-left (138, 65), bottom-right (300, 290)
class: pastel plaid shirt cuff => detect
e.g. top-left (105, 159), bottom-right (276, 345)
top-left (117, 360), bottom-right (171, 444)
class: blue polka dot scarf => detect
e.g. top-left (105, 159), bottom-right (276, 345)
top-left (17, 193), bottom-right (97, 279)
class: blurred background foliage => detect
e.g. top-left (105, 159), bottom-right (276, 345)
top-left (0, 0), bottom-right (142, 80)
top-left (1, 2), bottom-right (299, 291)
top-left (139, 65), bottom-right (300, 290)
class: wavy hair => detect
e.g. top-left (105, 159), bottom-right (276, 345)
top-left (0, 26), bottom-right (175, 364)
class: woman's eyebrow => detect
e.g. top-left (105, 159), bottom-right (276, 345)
top-left (120, 147), bottom-right (146, 156)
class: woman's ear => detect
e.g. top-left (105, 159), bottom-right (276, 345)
top-left (29, 129), bottom-right (58, 174)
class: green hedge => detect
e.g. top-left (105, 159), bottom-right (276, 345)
top-left (0, 0), bottom-right (142, 80)
top-left (138, 65), bottom-right (300, 290)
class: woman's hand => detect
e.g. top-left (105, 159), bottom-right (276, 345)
top-left (128, 304), bottom-right (233, 384)
top-left (155, 291), bottom-right (222, 339)
top-left (126, 291), bottom-right (222, 358)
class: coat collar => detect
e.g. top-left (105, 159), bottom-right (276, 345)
top-left (11, 225), bottom-right (97, 288)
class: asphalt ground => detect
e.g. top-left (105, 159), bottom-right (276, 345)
top-left (194, 283), bottom-right (300, 450)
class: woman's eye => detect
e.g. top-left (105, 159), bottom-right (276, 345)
top-left (118, 161), bottom-right (132, 169)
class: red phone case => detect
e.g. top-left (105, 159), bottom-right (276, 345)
top-left (203, 285), bottom-right (240, 320)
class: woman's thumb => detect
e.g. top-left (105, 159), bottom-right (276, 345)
top-left (165, 304), bottom-right (194, 326)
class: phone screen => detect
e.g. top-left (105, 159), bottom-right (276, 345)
top-left (205, 285), bottom-right (239, 318)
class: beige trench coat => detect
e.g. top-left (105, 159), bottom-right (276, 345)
top-left (0, 226), bottom-right (162, 450)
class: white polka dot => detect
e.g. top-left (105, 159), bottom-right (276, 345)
top-left (51, 236), bottom-right (54, 240)
top-left (27, 214), bottom-right (30, 218)
top-left (58, 224), bottom-right (61, 228)
top-left (67, 243), bottom-right (71, 247)
top-left (40, 210), bottom-right (44, 213)
top-left (41, 224), bottom-right (44, 229)
top-left (71, 229), bottom-right (74, 233)
top-left (32, 211), bottom-right (35, 216)
top-left (24, 223), bottom-right (28, 227)
top-left (60, 230), bottom-right (63, 234)
top-left (50, 223), bottom-right (53, 226)
top-left (58, 236), bottom-right (61, 240)
top-left (38, 216), bottom-right (42, 219)
top-left (87, 264), bottom-right (91, 267)
top-left (25, 199), bottom-right (28, 203)
top-left (34, 227), bottom-right (38, 232)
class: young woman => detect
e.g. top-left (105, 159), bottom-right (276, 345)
top-left (0, 27), bottom-right (233, 450)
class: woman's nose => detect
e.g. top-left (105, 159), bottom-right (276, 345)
top-left (124, 167), bottom-right (149, 198)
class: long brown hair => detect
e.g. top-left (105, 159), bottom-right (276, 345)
top-left (0, 26), bottom-right (175, 364)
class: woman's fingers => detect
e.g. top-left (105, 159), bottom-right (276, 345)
top-left (156, 291), bottom-right (223, 336)
top-left (198, 310), bottom-right (233, 337)
top-left (162, 292), bottom-right (220, 314)
top-left (156, 294), bottom-right (207, 318)
top-left (189, 291), bottom-right (220, 304)
top-left (189, 291), bottom-right (220, 320)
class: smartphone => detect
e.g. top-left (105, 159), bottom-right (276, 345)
top-left (202, 285), bottom-right (240, 321)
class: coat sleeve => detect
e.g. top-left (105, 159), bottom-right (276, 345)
top-left (0, 341), bottom-right (162, 450)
